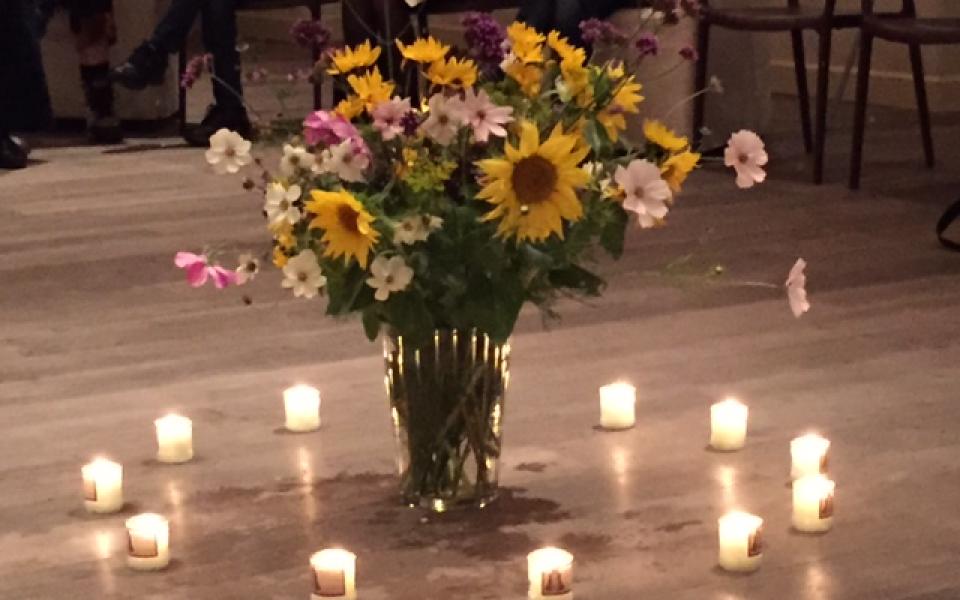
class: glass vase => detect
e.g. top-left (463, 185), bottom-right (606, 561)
top-left (383, 329), bottom-right (510, 512)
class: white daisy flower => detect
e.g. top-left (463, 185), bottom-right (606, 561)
top-left (614, 159), bottom-right (672, 228)
top-left (264, 182), bottom-right (301, 228)
top-left (724, 130), bottom-right (768, 189)
top-left (235, 252), bottom-right (260, 285)
top-left (281, 249), bottom-right (327, 299)
top-left (205, 128), bottom-right (252, 174)
top-left (280, 144), bottom-right (316, 177)
top-left (420, 93), bottom-right (462, 146)
top-left (393, 215), bottom-right (443, 245)
top-left (317, 139), bottom-right (369, 183)
top-left (366, 255), bottom-right (414, 301)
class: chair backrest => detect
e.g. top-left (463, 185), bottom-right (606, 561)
top-left (701, 0), bottom-right (839, 19)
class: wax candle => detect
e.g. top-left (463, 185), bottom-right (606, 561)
top-left (284, 385), bottom-right (321, 432)
top-left (155, 414), bottom-right (193, 463)
top-left (717, 511), bottom-right (763, 572)
top-left (81, 458), bottom-right (123, 514)
top-left (710, 398), bottom-right (748, 451)
top-left (790, 433), bottom-right (830, 479)
top-left (125, 513), bottom-right (170, 571)
top-left (309, 548), bottom-right (357, 599)
top-left (793, 475), bottom-right (835, 533)
top-left (527, 547), bottom-right (574, 599)
top-left (599, 382), bottom-right (636, 430)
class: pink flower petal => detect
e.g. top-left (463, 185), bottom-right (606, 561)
top-left (174, 251), bottom-right (205, 268)
top-left (185, 261), bottom-right (209, 287)
top-left (208, 266), bottom-right (237, 289)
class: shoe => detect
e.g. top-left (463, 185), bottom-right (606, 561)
top-left (111, 42), bottom-right (167, 90)
top-left (88, 115), bottom-right (124, 145)
top-left (182, 104), bottom-right (253, 147)
top-left (0, 134), bottom-right (29, 170)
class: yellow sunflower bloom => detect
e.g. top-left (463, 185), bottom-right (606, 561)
top-left (396, 36), bottom-right (450, 64)
top-left (327, 40), bottom-right (382, 75)
top-left (306, 189), bottom-right (380, 268)
top-left (506, 22), bottom-right (545, 64)
top-left (644, 119), bottom-right (688, 153)
top-left (333, 95), bottom-right (365, 121)
top-left (505, 61), bottom-right (543, 98)
top-left (597, 77), bottom-right (643, 141)
top-left (661, 150), bottom-right (701, 193)
top-left (425, 56), bottom-right (478, 88)
top-left (547, 31), bottom-right (585, 66)
top-left (606, 62), bottom-right (626, 80)
top-left (476, 121), bottom-right (589, 242)
top-left (347, 67), bottom-right (395, 112)
top-left (560, 57), bottom-right (589, 101)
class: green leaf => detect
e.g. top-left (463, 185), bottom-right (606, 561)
top-left (325, 266), bottom-right (367, 315)
top-left (384, 291), bottom-right (435, 348)
top-left (361, 307), bottom-right (381, 341)
top-left (600, 205), bottom-right (629, 259)
top-left (548, 264), bottom-right (606, 296)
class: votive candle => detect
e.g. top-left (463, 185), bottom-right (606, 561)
top-left (599, 382), bottom-right (636, 430)
top-left (309, 548), bottom-right (357, 599)
top-left (718, 511), bottom-right (763, 572)
top-left (527, 547), bottom-right (574, 599)
top-left (155, 414), bottom-right (193, 463)
top-left (81, 458), bottom-right (123, 514)
top-left (284, 384), bottom-right (321, 432)
top-left (792, 474), bottom-right (835, 533)
top-left (125, 513), bottom-right (170, 570)
top-left (710, 398), bottom-right (748, 451)
top-left (790, 433), bottom-right (830, 479)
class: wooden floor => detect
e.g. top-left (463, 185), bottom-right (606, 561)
top-left (2, 101), bottom-right (960, 600)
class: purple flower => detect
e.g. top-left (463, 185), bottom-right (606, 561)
top-left (399, 111), bottom-right (421, 137)
top-left (679, 44), bottom-right (699, 61)
top-left (635, 32), bottom-right (660, 58)
top-left (579, 18), bottom-right (627, 46)
top-left (462, 12), bottom-right (506, 77)
top-left (290, 18), bottom-right (332, 53)
top-left (181, 53), bottom-right (212, 89)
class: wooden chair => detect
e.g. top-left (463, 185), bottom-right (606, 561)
top-left (693, 1), bottom-right (866, 184)
top-left (849, 0), bottom-right (960, 189)
top-left (177, 0), bottom-right (333, 132)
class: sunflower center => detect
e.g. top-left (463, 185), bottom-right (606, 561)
top-left (512, 155), bottom-right (558, 206)
top-left (337, 204), bottom-right (360, 233)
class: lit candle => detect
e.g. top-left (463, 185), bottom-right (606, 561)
top-left (284, 384), bottom-right (321, 432)
top-left (793, 475), bottom-right (835, 533)
top-left (527, 547), bottom-right (573, 599)
top-left (599, 382), bottom-right (636, 430)
top-left (309, 548), bottom-right (357, 599)
top-left (790, 433), bottom-right (830, 479)
top-left (710, 398), bottom-right (748, 451)
top-left (717, 511), bottom-right (763, 572)
top-left (81, 458), bottom-right (123, 514)
top-left (125, 513), bottom-right (170, 571)
top-left (155, 414), bottom-right (193, 463)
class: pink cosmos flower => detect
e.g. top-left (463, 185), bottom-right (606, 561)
top-left (785, 258), bottom-right (810, 318)
top-left (459, 87), bottom-right (513, 143)
top-left (302, 110), bottom-right (360, 147)
top-left (614, 159), bottom-right (672, 228)
top-left (372, 97), bottom-right (412, 141)
top-left (174, 252), bottom-right (236, 289)
top-left (420, 93), bottom-right (463, 146)
top-left (724, 130), bottom-right (768, 189)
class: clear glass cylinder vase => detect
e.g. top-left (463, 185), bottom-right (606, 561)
top-left (383, 329), bottom-right (510, 512)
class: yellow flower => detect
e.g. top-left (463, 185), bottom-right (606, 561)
top-left (347, 68), bottom-right (395, 112)
top-left (327, 40), bottom-right (382, 75)
top-left (644, 119), bottom-right (688, 153)
top-left (476, 121), bottom-right (589, 242)
top-left (396, 36), bottom-right (450, 64)
top-left (597, 77), bottom-right (643, 141)
top-left (395, 147), bottom-right (419, 177)
top-left (272, 246), bottom-right (289, 268)
top-left (660, 150), bottom-right (701, 193)
top-left (560, 57), bottom-right (589, 101)
top-left (425, 56), bottom-right (478, 88)
top-left (547, 31), bottom-right (585, 66)
top-left (333, 95), bottom-right (365, 121)
top-left (505, 61), bottom-right (543, 98)
top-left (306, 189), bottom-right (380, 268)
top-left (606, 62), bottom-right (625, 80)
top-left (506, 22), bottom-right (545, 64)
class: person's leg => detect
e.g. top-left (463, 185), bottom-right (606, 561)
top-left (199, 0), bottom-right (242, 109)
top-left (112, 0), bottom-right (202, 90)
top-left (149, 0), bottom-right (203, 54)
top-left (69, 0), bottom-right (123, 143)
top-left (0, 0), bottom-right (50, 168)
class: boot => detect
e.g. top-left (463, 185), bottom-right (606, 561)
top-left (183, 104), bottom-right (253, 147)
top-left (111, 42), bottom-right (168, 90)
top-left (0, 134), bottom-right (29, 170)
top-left (81, 63), bottom-right (124, 144)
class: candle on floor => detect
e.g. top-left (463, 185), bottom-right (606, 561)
top-left (155, 414), bottom-right (193, 463)
top-left (793, 474), bottom-right (835, 533)
top-left (718, 511), bottom-right (763, 572)
top-left (710, 397), bottom-right (749, 451)
top-left (81, 458), bottom-right (123, 514)
top-left (309, 548), bottom-right (357, 599)
top-left (284, 384), bottom-right (321, 432)
top-left (599, 382), bottom-right (636, 430)
top-left (790, 433), bottom-right (830, 479)
top-left (125, 513), bottom-right (170, 570)
top-left (527, 547), bottom-right (574, 599)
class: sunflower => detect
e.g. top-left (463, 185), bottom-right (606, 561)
top-left (547, 31), bottom-right (585, 66)
top-left (327, 40), bottom-right (382, 75)
top-left (333, 95), bottom-right (365, 121)
top-left (425, 56), bottom-right (478, 88)
top-left (476, 121), bottom-right (589, 242)
top-left (660, 150), bottom-right (701, 193)
top-left (396, 36), bottom-right (450, 64)
top-left (306, 189), bottom-right (380, 268)
top-left (560, 57), bottom-right (589, 102)
top-left (644, 119), bottom-right (688, 153)
top-left (347, 67), bottom-right (395, 112)
top-left (505, 62), bottom-right (543, 98)
top-left (506, 22), bottom-right (545, 64)
top-left (597, 77), bottom-right (643, 141)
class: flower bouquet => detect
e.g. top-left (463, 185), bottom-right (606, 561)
top-left (192, 17), bottom-right (766, 510)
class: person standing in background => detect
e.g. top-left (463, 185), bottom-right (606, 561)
top-left (518, 0), bottom-right (634, 46)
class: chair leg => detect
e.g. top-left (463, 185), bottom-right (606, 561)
top-left (310, 0), bottom-right (323, 110)
top-left (849, 33), bottom-right (873, 190)
top-left (178, 47), bottom-right (188, 134)
top-left (692, 20), bottom-right (710, 148)
top-left (908, 43), bottom-right (935, 167)
top-left (790, 29), bottom-right (813, 154)
top-left (812, 27), bottom-right (832, 185)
